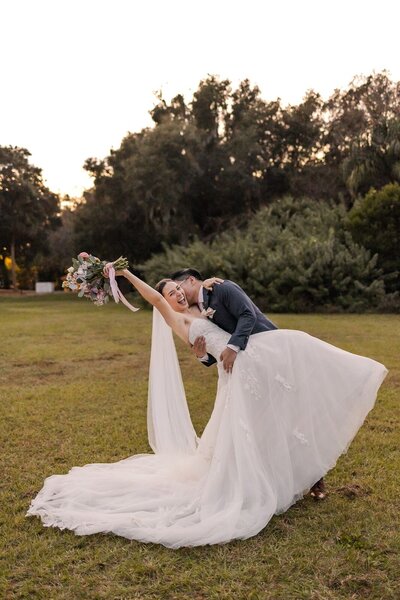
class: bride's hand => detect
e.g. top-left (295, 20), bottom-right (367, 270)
top-left (191, 336), bottom-right (207, 358)
top-left (203, 276), bottom-right (224, 290)
top-left (102, 263), bottom-right (126, 278)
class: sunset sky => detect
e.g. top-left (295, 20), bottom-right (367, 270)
top-left (1, 0), bottom-right (399, 197)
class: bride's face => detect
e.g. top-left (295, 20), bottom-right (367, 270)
top-left (162, 281), bottom-right (189, 312)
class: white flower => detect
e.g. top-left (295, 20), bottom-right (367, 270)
top-left (201, 307), bottom-right (216, 319)
top-left (67, 266), bottom-right (74, 273)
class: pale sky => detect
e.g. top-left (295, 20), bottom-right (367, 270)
top-left (1, 0), bottom-right (399, 198)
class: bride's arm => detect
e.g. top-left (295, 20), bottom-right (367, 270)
top-left (203, 276), bottom-right (224, 290)
top-left (112, 268), bottom-right (187, 339)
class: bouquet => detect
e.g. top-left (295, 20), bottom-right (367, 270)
top-left (62, 252), bottom-right (139, 311)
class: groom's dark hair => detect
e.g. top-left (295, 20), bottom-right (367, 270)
top-left (171, 268), bottom-right (203, 281)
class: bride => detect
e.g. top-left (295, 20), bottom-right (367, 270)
top-left (26, 267), bottom-right (388, 548)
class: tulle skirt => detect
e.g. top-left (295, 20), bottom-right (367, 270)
top-left (26, 330), bottom-right (388, 548)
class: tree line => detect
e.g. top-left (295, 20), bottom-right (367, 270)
top-left (0, 71), bottom-right (399, 309)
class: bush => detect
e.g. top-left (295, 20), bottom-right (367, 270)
top-left (347, 183), bottom-right (400, 292)
top-left (140, 196), bottom-right (388, 312)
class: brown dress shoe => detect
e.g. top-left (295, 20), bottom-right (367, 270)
top-left (310, 477), bottom-right (326, 500)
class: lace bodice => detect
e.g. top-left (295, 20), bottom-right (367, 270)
top-left (189, 318), bottom-right (231, 361)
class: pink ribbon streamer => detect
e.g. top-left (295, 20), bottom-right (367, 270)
top-left (106, 263), bottom-right (139, 312)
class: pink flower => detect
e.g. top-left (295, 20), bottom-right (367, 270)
top-left (78, 251), bottom-right (90, 259)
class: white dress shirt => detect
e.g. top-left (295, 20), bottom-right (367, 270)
top-left (197, 285), bottom-right (239, 361)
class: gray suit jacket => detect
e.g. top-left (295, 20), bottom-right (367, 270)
top-left (200, 280), bottom-right (278, 367)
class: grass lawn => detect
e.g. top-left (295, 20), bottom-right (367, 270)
top-left (0, 294), bottom-right (399, 600)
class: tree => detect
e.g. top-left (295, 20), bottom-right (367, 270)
top-left (324, 72), bottom-right (400, 200)
top-left (79, 120), bottom-right (202, 261)
top-left (347, 183), bottom-right (400, 292)
top-left (0, 146), bottom-right (60, 288)
top-left (79, 71), bottom-right (400, 267)
top-left (192, 75), bottom-right (231, 139)
top-left (222, 80), bottom-right (284, 211)
top-left (343, 118), bottom-right (400, 197)
top-left (34, 203), bottom-right (79, 284)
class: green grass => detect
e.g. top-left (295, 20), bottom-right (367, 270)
top-left (0, 294), bottom-right (399, 600)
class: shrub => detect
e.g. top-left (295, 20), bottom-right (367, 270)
top-left (347, 183), bottom-right (400, 292)
top-left (140, 196), bottom-right (388, 312)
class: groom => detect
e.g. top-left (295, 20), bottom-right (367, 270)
top-left (170, 268), bottom-right (278, 373)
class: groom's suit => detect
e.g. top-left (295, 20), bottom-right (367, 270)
top-left (199, 280), bottom-right (278, 367)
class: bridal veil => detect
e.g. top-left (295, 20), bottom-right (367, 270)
top-left (147, 308), bottom-right (199, 455)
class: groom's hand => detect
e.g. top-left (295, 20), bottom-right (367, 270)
top-left (220, 347), bottom-right (237, 373)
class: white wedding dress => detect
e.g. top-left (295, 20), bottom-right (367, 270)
top-left (27, 318), bottom-right (388, 548)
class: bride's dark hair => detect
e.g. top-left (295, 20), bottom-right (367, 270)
top-left (155, 278), bottom-right (173, 296)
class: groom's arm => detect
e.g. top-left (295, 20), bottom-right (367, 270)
top-left (199, 353), bottom-right (217, 367)
top-left (217, 281), bottom-right (257, 351)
